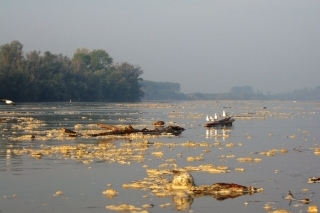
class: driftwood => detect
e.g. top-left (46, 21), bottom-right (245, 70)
top-left (204, 117), bottom-right (235, 127)
top-left (167, 171), bottom-right (262, 202)
top-left (191, 182), bottom-right (261, 200)
top-left (62, 124), bottom-right (185, 137)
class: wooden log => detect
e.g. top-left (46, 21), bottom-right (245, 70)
top-left (171, 171), bottom-right (263, 201)
top-left (62, 124), bottom-right (185, 138)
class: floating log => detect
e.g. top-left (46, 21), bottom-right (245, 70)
top-left (172, 171), bottom-right (262, 201)
top-left (204, 117), bottom-right (235, 127)
top-left (191, 182), bottom-right (262, 200)
top-left (62, 124), bottom-right (185, 138)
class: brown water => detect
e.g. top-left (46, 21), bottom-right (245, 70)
top-left (0, 100), bottom-right (319, 213)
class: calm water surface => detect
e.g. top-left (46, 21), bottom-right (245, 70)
top-left (0, 100), bottom-right (319, 213)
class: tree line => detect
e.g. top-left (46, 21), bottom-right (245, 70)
top-left (142, 84), bottom-right (320, 101)
top-left (0, 41), bottom-right (144, 102)
top-left (1, 41), bottom-right (318, 102)
top-left (188, 86), bottom-right (320, 100)
top-left (141, 80), bottom-right (186, 100)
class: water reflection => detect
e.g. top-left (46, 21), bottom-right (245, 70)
top-left (171, 189), bottom-right (258, 210)
top-left (0, 143), bottom-right (23, 172)
top-left (173, 195), bottom-right (194, 211)
top-left (205, 127), bottom-right (232, 141)
top-left (97, 138), bottom-right (132, 145)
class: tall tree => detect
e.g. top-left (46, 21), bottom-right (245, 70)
top-left (72, 48), bottom-right (90, 73)
top-left (25, 50), bottom-right (41, 81)
top-left (89, 49), bottom-right (113, 71)
top-left (109, 63), bottom-right (144, 102)
top-left (0, 40), bottom-right (24, 72)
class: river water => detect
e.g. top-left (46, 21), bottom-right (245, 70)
top-left (0, 100), bottom-right (319, 213)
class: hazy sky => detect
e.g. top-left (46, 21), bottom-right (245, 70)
top-left (1, 1), bottom-right (319, 94)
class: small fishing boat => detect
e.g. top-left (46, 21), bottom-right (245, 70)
top-left (204, 117), bottom-right (235, 127)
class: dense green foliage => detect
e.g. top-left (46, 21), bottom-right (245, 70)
top-left (0, 41), bottom-right (144, 102)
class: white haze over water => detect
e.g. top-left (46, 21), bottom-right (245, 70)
top-left (1, 0), bottom-right (319, 94)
